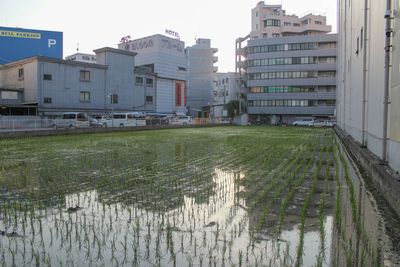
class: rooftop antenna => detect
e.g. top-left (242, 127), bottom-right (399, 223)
top-left (76, 43), bottom-right (79, 52)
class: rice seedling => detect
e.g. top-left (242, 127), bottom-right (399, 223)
top-left (0, 127), bottom-right (389, 266)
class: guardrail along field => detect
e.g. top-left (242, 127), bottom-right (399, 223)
top-left (0, 127), bottom-right (392, 266)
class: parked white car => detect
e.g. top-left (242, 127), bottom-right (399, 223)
top-left (54, 112), bottom-right (90, 129)
top-left (169, 116), bottom-right (193, 125)
top-left (292, 119), bottom-right (315, 127)
top-left (100, 113), bottom-right (137, 127)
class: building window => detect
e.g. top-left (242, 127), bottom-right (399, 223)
top-left (264, 19), bottom-right (281, 27)
top-left (248, 42), bottom-right (318, 54)
top-left (178, 67), bottom-right (187, 71)
top-left (110, 94), bottom-right (118, 104)
top-left (248, 71), bottom-right (318, 80)
top-left (272, 33), bottom-right (281, 38)
top-left (284, 22), bottom-right (291, 26)
top-left (18, 68), bottom-right (24, 80)
top-left (146, 96), bottom-right (153, 102)
top-left (318, 71), bottom-right (336, 77)
top-left (44, 97), bottom-right (52, 104)
top-left (79, 70), bottom-right (90, 81)
top-left (43, 74), bottom-right (52, 80)
top-left (135, 77), bottom-right (144, 84)
top-left (318, 42), bottom-right (337, 49)
top-left (315, 21), bottom-right (322, 25)
top-left (80, 91), bottom-right (90, 102)
top-left (293, 23), bottom-right (300, 27)
top-left (1, 91), bottom-right (18, 99)
top-left (146, 78), bottom-right (154, 86)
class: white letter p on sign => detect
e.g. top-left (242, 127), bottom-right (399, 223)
top-left (48, 39), bottom-right (56, 48)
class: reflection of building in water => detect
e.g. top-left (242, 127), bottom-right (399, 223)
top-left (93, 139), bottom-right (223, 212)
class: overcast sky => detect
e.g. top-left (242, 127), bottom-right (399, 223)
top-left (0, 0), bottom-right (337, 72)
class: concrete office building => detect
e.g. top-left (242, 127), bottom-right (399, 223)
top-left (237, 1), bottom-right (337, 124)
top-left (186, 38), bottom-right (218, 116)
top-left (211, 72), bottom-right (239, 119)
top-left (0, 47), bottom-right (152, 116)
top-left (119, 34), bottom-right (187, 114)
top-left (337, 0), bottom-right (400, 171)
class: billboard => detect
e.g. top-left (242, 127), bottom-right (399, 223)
top-left (0, 26), bottom-right (63, 64)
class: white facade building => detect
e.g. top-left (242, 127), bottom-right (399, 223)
top-left (211, 72), bottom-right (239, 119)
top-left (65, 53), bottom-right (96, 63)
top-left (186, 38), bottom-right (218, 116)
top-left (250, 1), bottom-right (331, 39)
top-left (337, 0), bottom-right (400, 171)
top-left (237, 1), bottom-right (336, 124)
top-left (119, 34), bottom-right (187, 114)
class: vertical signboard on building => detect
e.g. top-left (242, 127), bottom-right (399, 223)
top-left (0, 26), bottom-right (63, 64)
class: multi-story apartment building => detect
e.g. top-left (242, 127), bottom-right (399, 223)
top-left (250, 2), bottom-right (331, 39)
top-left (337, 0), bottom-right (400, 171)
top-left (237, 1), bottom-right (337, 124)
top-left (0, 47), bottom-right (145, 116)
top-left (211, 72), bottom-right (239, 119)
top-left (119, 34), bottom-right (187, 114)
top-left (186, 38), bottom-right (218, 116)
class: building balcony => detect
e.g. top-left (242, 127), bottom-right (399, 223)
top-left (213, 56), bottom-right (218, 63)
top-left (236, 47), bottom-right (247, 56)
top-left (213, 66), bottom-right (218, 73)
top-left (281, 23), bottom-right (332, 34)
top-left (247, 92), bottom-right (336, 101)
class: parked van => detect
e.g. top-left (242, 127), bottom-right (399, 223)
top-left (100, 113), bottom-right (137, 127)
top-left (169, 115), bottom-right (193, 125)
top-left (54, 112), bottom-right (90, 129)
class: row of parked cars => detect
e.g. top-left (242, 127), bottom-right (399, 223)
top-left (53, 112), bottom-right (193, 129)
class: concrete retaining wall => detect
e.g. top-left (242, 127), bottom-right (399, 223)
top-left (335, 126), bottom-right (400, 219)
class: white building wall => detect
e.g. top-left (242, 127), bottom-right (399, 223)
top-left (389, 0), bottom-right (400, 171)
top-left (186, 38), bottom-right (218, 112)
top-left (40, 61), bottom-right (106, 111)
top-left (337, 0), bottom-right (399, 171)
top-left (0, 60), bottom-right (39, 103)
top-left (156, 78), bottom-right (175, 113)
top-left (119, 34), bottom-right (187, 113)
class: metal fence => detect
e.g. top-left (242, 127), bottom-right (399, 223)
top-left (0, 116), bottom-right (54, 132)
top-left (0, 116), bottom-right (230, 133)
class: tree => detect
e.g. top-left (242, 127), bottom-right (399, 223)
top-left (225, 101), bottom-right (239, 119)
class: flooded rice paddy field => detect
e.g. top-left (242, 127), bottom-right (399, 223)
top-left (0, 127), bottom-right (395, 266)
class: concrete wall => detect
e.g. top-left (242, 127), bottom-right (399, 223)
top-left (0, 60), bottom-right (39, 102)
top-left (337, 0), bottom-right (399, 171)
top-left (39, 61), bottom-right (106, 112)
